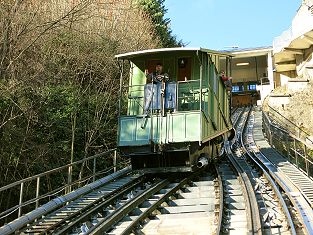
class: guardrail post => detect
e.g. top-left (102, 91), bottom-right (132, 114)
top-left (93, 157), bottom-right (96, 182)
top-left (304, 145), bottom-right (309, 176)
top-left (67, 165), bottom-right (72, 194)
top-left (0, 149), bottom-right (121, 224)
top-left (294, 139), bottom-right (299, 168)
top-left (286, 135), bottom-right (291, 162)
top-left (114, 150), bottom-right (117, 173)
top-left (269, 128), bottom-right (273, 146)
top-left (36, 177), bottom-right (40, 209)
top-left (18, 182), bottom-right (24, 218)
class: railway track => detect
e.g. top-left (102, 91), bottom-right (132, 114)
top-left (2, 107), bottom-right (313, 234)
top-left (4, 168), bottom-right (221, 234)
top-left (248, 109), bottom-right (313, 234)
top-left (224, 106), bottom-right (313, 234)
top-left (218, 150), bottom-right (260, 234)
top-left (20, 171), bottom-right (144, 234)
top-left (219, 107), bottom-right (261, 234)
top-left (103, 171), bottom-right (220, 235)
top-left (239, 108), bottom-right (297, 234)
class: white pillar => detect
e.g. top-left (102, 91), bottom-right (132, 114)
top-left (258, 51), bottom-right (275, 106)
top-left (267, 51), bottom-right (274, 91)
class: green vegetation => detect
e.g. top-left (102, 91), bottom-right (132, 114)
top-left (136, 0), bottom-right (184, 47)
top-left (0, 0), bottom-right (180, 189)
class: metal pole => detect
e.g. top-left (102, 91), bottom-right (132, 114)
top-left (269, 129), bottom-right (273, 146)
top-left (118, 60), bottom-right (124, 117)
top-left (114, 150), bottom-right (117, 173)
top-left (229, 56), bottom-right (232, 115)
top-left (36, 177), bottom-right (40, 209)
top-left (254, 57), bottom-right (259, 82)
top-left (197, 51), bottom-right (203, 146)
top-left (18, 182), bottom-right (24, 218)
top-left (304, 145), bottom-right (309, 176)
top-left (294, 139), bottom-right (298, 168)
top-left (67, 165), bottom-right (72, 194)
top-left (286, 135), bottom-right (291, 162)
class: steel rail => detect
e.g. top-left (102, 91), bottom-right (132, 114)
top-left (0, 149), bottom-right (128, 225)
top-left (43, 175), bottom-right (146, 234)
top-left (231, 107), bottom-right (238, 115)
top-left (227, 107), bottom-right (262, 234)
top-left (119, 172), bottom-right (203, 235)
top-left (232, 107), bottom-right (245, 133)
top-left (0, 167), bottom-right (131, 235)
top-left (224, 142), bottom-right (262, 235)
top-left (241, 109), bottom-right (297, 235)
top-left (87, 179), bottom-right (170, 234)
top-left (214, 165), bottom-right (224, 235)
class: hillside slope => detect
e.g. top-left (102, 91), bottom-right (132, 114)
top-left (265, 82), bottom-right (313, 135)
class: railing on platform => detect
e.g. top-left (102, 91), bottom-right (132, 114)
top-left (0, 149), bottom-right (130, 226)
top-left (262, 110), bottom-right (313, 179)
top-left (267, 105), bottom-right (313, 145)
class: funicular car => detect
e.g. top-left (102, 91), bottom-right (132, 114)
top-left (115, 48), bottom-right (234, 172)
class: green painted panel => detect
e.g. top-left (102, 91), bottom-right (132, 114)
top-left (202, 112), bottom-right (209, 139)
top-left (119, 112), bottom-right (202, 146)
top-left (201, 117), bottom-right (207, 139)
top-left (119, 116), bottom-right (150, 146)
top-left (186, 113), bottom-right (201, 139)
top-left (127, 63), bottom-right (146, 116)
top-left (131, 63), bottom-right (146, 85)
top-left (119, 109), bottom-right (231, 147)
top-left (119, 118), bottom-right (135, 143)
top-left (152, 116), bottom-right (161, 143)
top-left (171, 114), bottom-right (186, 142)
top-left (169, 112), bottom-right (200, 142)
top-left (136, 118), bottom-right (150, 141)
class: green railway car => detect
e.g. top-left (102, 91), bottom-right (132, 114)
top-left (115, 48), bottom-right (234, 173)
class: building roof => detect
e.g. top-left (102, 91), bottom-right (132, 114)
top-left (222, 46), bottom-right (273, 57)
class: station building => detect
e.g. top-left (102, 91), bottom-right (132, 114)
top-left (273, 0), bottom-right (313, 90)
top-left (222, 0), bottom-right (313, 107)
top-left (226, 47), bottom-right (274, 107)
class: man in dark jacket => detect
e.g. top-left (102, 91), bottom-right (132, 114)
top-left (145, 63), bottom-right (169, 83)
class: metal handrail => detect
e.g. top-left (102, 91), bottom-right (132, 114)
top-left (0, 149), bottom-right (116, 192)
top-left (267, 105), bottom-right (313, 145)
top-left (262, 111), bottom-right (313, 178)
top-left (0, 148), bottom-right (128, 224)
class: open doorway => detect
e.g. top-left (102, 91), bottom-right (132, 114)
top-left (177, 57), bottom-right (191, 81)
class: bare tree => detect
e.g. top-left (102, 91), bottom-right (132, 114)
top-left (0, 0), bottom-right (160, 189)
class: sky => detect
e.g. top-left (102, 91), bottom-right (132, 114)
top-left (164, 0), bottom-right (302, 50)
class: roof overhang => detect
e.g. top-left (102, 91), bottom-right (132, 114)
top-left (273, 30), bottom-right (313, 71)
top-left (115, 47), bottom-right (232, 60)
top-left (275, 63), bottom-right (297, 72)
top-left (223, 46), bottom-right (272, 58)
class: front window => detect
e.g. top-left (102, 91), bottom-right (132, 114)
top-left (232, 86), bottom-right (240, 92)
top-left (248, 84), bottom-right (256, 90)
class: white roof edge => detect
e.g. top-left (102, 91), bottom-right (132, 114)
top-left (115, 47), bottom-right (231, 59)
top-left (230, 47), bottom-right (273, 55)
